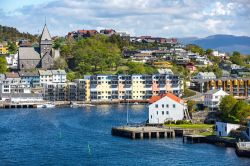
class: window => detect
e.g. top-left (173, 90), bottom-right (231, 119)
top-left (166, 104), bottom-right (169, 108)
top-left (166, 111), bottom-right (169, 114)
top-left (151, 115), bottom-right (152, 119)
top-left (155, 104), bottom-right (158, 108)
top-left (157, 111), bottom-right (158, 115)
top-left (173, 104), bottom-right (176, 108)
top-left (162, 104), bottom-right (164, 108)
top-left (162, 111), bottom-right (164, 115)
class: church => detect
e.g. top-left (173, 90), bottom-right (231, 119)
top-left (18, 24), bottom-right (59, 70)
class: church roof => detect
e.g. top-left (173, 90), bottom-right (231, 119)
top-left (18, 47), bottom-right (41, 60)
top-left (41, 24), bottom-right (52, 41)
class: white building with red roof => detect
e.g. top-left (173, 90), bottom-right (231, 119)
top-left (148, 93), bottom-right (187, 124)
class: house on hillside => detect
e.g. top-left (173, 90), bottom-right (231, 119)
top-left (194, 72), bottom-right (216, 80)
top-left (216, 122), bottom-right (240, 137)
top-left (148, 93), bottom-right (187, 124)
top-left (186, 63), bottom-right (197, 73)
top-left (100, 29), bottom-right (116, 36)
top-left (204, 89), bottom-right (228, 110)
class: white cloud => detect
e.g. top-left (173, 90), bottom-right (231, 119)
top-left (0, 0), bottom-right (249, 37)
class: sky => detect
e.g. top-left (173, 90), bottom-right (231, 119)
top-left (0, 0), bottom-right (250, 38)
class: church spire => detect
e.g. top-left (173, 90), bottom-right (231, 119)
top-left (41, 24), bottom-right (52, 41)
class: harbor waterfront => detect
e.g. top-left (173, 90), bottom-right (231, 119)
top-left (0, 105), bottom-right (249, 165)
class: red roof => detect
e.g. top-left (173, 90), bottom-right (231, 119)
top-left (149, 93), bottom-right (182, 104)
top-left (77, 30), bottom-right (98, 34)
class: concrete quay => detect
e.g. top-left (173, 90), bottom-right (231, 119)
top-left (112, 126), bottom-right (175, 139)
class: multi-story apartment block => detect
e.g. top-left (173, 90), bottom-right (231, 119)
top-left (67, 82), bottom-right (77, 101)
top-left (0, 73), bottom-right (31, 94)
top-left (51, 70), bottom-right (67, 83)
top-left (39, 70), bottom-right (53, 85)
top-left (43, 82), bottom-right (67, 101)
top-left (192, 78), bottom-right (250, 99)
top-left (85, 74), bottom-right (183, 102)
top-left (18, 70), bottom-right (40, 87)
top-left (39, 70), bottom-right (66, 85)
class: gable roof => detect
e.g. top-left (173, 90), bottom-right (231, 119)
top-left (51, 70), bottom-right (66, 75)
top-left (18, 47), bottom-right (41, 60)
top-left (205, 89), bottom-right (228, 95)
top-left (41, 24), bottom-right (52, 41)
top-left (18, 70), bottom-right (39, 77)
top-left (149, 93), bottom-right (182, 104)
top-left (5, 72), bottom-right (20, 78)
top-left (39, 70), bottom-right (52, 76)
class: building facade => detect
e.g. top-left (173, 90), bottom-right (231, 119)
top-left (86, 74), bottom-right (183, 102)
top-left (18, 24), bottom-right (56, 70)
top-left (204, 89), bottom-right (228, 110)
top-left (216, 122), bottom-right (240, 137)
top-left (0, 73), bottom-right (31, 94)
top-left (192, 78), bottom-right (250, 99)
top-left (148, 93), bottom-right (186, 124)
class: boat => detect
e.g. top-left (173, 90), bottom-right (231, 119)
top-left (70, 103), bottom-right (95, 108)
top-left (235, 142), bottom-right (250, 157)
top-left (36, 103), bottom-right (56, 108)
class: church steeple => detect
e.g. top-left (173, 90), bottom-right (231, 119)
top-left (40, 24), bottom-right (52, 55)
top-left (41, 24), bottom-right (52, 43)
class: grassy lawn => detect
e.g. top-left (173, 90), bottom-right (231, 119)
top-left (165, 124), bottom-right (214, 129)
top-left (199, 131), bottom-right (216, 136)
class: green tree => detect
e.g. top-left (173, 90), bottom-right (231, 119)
top-left (67, 71), bottom-right (76, 81)
top-left (206, 49), bottom-right (213, 55)
top-left (54, 57), bottom-right (68, 70)
top-left (71, 35), bottom-right (122, 74)
top-left (230, 51), bottom-right (245, 66)
top-left (7, 41), bottom-right (17, 54)
top-left (53, 37), bottom-right (65, 49)
top-left (230, 100), bottom-right (250, 123)
top-left (187, 100), bottom-right (196, 112)
top-left (0, 56), bottom-right (8, 73)
top-left (218, 95), bottom-right (238, 121)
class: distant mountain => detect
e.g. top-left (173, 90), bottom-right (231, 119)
top-left (178, 34), bottom-right (250, 55)
top-left (0, 25), bottom-right (37, 42)
top-left (178, 37), bottom-right (199, 45)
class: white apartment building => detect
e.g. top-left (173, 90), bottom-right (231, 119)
top-left (51, 70), bottom-right (67, 83)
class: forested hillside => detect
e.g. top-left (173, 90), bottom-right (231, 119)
top-left (0, 25), bottom-right (37, 42)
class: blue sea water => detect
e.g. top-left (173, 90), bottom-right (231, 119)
top-left (0, 104), bottom-right (249, 166)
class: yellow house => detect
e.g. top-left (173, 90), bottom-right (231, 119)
top-left (0, 42), bottom-right (8, 54)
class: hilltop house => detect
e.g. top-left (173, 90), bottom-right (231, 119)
top-left (148, 93), bottom-right (187, 124)
top-left (18, 24), bottom-right (58, 70)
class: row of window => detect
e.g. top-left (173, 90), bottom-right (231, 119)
top-left (150, 111), bottom-right (170, 119)
top-left (155, 104), bottom-right (175, 108)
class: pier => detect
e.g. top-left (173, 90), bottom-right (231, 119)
top-left (112, 126), bottom-right (175, 139)
top-left (183, 134), bottom-right (206, 143)
top-left (2, 103), bottom-right (36, 109)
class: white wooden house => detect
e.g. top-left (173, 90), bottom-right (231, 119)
top-left (148, 93), bottom-right (188, 124)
